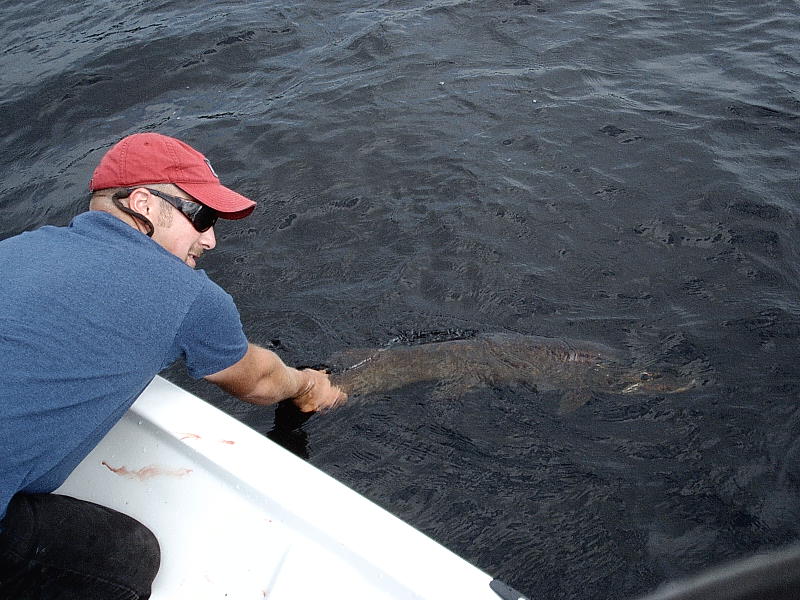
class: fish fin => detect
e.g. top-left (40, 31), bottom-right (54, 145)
top-left (558, 389), bottom-right (593, 414)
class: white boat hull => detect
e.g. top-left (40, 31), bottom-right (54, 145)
top-left (56, 376), bottom-right (511, 599)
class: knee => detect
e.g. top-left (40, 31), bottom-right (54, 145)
top-left (138, 521), bottom-right (161, 579)
top-left (1, 494), bottom-right (162, 598)
top-left (51, 497), bottom-right (162, 595)
top-left (118, 514), bottom-right (161, 594)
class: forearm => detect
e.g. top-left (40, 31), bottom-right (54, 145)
top-left (234, 345), bottom-right (311, 406)
top-left (205, 343), bottom-right (344, 412)
top-left (205, 343), bottom-right (310, 406)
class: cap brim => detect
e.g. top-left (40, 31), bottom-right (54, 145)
top-left (176, 182), bottom-right (256, 220)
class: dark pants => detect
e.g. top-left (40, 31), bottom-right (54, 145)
top-left (0, 494), bottom-right (160, 600)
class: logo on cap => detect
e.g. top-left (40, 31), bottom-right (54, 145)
top-left (204, 158), bottom-right (218, 179)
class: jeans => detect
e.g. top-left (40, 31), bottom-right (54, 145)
top-left (0, 494), bottom-right (160, 600)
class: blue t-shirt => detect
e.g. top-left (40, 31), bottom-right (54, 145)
top-left (0, 211), bottom-right (249, 520)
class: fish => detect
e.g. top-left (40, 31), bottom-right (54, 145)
top-left (328, 332), bottom-right (696, 413)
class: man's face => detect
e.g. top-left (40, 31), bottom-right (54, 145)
top-left (146, 187), bottom-right (217, 268)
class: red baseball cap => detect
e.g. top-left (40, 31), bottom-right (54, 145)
top-left (90, 133), bottom-right (256, 219)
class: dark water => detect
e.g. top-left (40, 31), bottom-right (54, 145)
top-left (2, 1), bottom-right (799, 598)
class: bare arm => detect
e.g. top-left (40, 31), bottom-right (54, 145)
top-left (205, 343), bottom-right (345, 412)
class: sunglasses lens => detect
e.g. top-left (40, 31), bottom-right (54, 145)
top-left (145, 188), bottom-right (218, 233)
top-left (191, 206), bottom-right (219, 232)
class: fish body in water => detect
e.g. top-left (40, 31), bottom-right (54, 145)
top-left (328, 333), bottom-right (695, 412)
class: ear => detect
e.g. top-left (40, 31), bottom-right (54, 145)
top-left (127, 187), bottom-right (154, 216)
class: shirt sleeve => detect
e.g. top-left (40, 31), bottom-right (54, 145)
top-left (175, 280), bottom-right (249, 379)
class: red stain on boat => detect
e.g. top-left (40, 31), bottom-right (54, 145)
top-left (101, 461), bottom-right (192, 480)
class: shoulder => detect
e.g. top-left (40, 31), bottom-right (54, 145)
top-left (184, 269), bottom-right (240, 317)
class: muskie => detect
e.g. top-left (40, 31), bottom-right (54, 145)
top-left (329, 333), bottom-right (696, 412)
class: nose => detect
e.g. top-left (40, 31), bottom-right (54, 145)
top-left (200, 226), bottom-right (216, 250)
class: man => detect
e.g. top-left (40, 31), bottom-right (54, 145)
top-left (0, 132), bottom-right (345, 598)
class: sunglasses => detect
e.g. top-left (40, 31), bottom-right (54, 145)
top-left (145, 188), bottom-right (219, 232)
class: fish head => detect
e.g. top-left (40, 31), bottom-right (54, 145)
top-left (620, 370), bottom-right (697, 395)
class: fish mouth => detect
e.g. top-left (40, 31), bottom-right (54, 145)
top-left (621, 372), bottom-right (697, 394)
